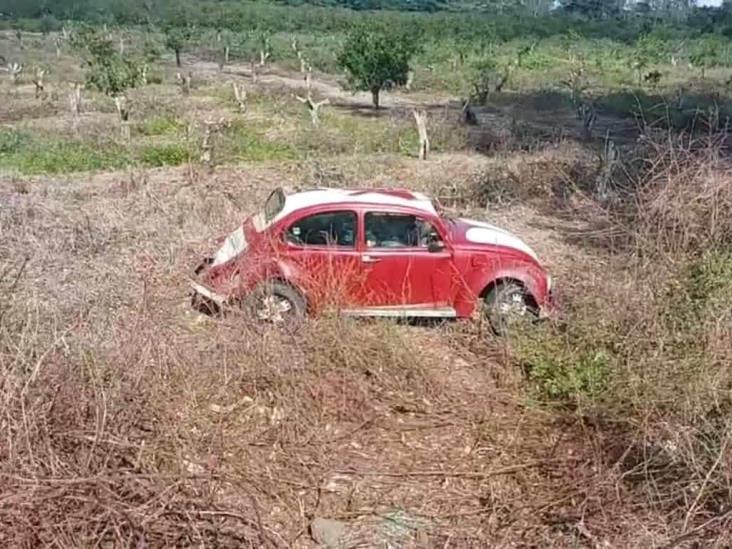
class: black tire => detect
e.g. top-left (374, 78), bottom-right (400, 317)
top-left (483, 280), bottom-right (537, 335)
top-left (245, 281), bottom-right (307, 325)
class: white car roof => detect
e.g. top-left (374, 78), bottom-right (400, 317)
top-left (280, 188), bottom-right (437, 218)
top-left (252, 188), bottom-right (438, 232)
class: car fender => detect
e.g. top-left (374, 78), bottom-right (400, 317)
top-left (477, 266), bottom-right (545, 302)
top-left (454, 256), bottom-right (548, 316)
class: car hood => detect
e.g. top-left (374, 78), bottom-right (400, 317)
top-left (449, 217), bottom-right (539, 261)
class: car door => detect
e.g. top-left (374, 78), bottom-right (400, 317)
top-left (280, 209), bottom-right (363, 310)
top-left (358, 210), bottom-right (453, 309)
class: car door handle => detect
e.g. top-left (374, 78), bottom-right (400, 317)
top-left (362, 255), bottom-right (381, 264)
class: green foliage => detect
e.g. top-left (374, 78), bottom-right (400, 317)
top-left (164, 25), bottom-right (193, 65)
top-left (221, 122), bottom-right (300, 161)
top-left (514, 325), bottom-right (612, 406)
top-left (136, 116), bottom-right (185, 137)
top-left (0, 129), bottom-right (129, 175)
top-left (665, 251), bottom-right (732, 337)
top-left (39, 14), bottom-right (59, 34)
top-left (0, 129), bottom-right (31, 155)
top-left (684, 251), bottom-right (732, 306)
top-left (140, 144), bottom-right (190, 167)
top-left (71, 26), bottom-right (144, 96)
top-left (164, 25), bottom-right (192, 53)
top-left (630, 32), bottom-right (666, 85)
top-left (469, 58), bottom-right (506, 104)
top-left (337, 22), bottom-right (419, 107)
top-left (689, 35), bottom-right (724, 78)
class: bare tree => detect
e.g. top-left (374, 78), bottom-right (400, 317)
top-left (596, 131), bottom-right (618, 201)
top-left (7, 62), bottom-right (23, 87)
top-left (577, 102), bottom-right (597, 140)
top-left (561, 56), bottom-right (588, 109)
top-left (461, 98), bottom-right (478, 125)
top-left (405, 70), bottom-right (414, 92)
top-left (69, 83), bottom-right (82, 117)
top-left (259, 35), bottom-right (271, 67)
top-left (113, 95), bottom-right (131, 140)
top-left (250, 60), bottom-right (260, 84)
top-left (296, 92), bottom-right (329, 127)
top-left (32, 68), bottom-right (46, 99)
top-left (674, 86), bottom-right (687, 110)
top-left (200, 118), bottom-right (228, 170)
top-left (176, 72), bottom-right (192, 95)
top-left (292, 36), bottom-right (309, 75)
top-left (412, 110), bottom-right (430, 160)
top-left (304, 64), bottom-right (312, 91)
top-left (232, 82), bottom-right (247, 113)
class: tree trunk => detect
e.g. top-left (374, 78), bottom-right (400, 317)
top-left (413, 110), bottom-right (429, 161)
top-left (175, 49), bottom-right (181, 68)
top-left (371, 87), bottom-right (380, 109)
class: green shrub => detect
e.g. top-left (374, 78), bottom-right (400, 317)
top-left (0, 130), bottom-right (30, 155)
top-left (664, 251), bottom-right (732, 340)
top-left (136, 116), bottom-right (185, 137)
top-left (139, 144), bottom-right (190, 167)
top-left (0, 130), bottom-right (129, 175)
top-left (513, 325), bottom-right (612, 406)
top-left (221, 122), bottom-right (300, 162)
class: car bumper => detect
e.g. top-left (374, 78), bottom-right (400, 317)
top-left (189, 279), bottom-right (226, 306)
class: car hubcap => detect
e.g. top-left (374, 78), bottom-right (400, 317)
top-left (256, 295), bottom-right (293, 323)
top-left (499, 291), bottom-right (529, 318)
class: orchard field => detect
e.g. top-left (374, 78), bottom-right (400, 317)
top-left (1, 1), bottom-right (732, 546)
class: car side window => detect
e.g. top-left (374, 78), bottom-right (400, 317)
top-left (286, 211), bottom-right (357, 248)
top-left (365, 212), bottom-right (440, 249)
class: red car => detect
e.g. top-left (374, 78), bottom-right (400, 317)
top-left (191, 187), bottom-right (554, 332)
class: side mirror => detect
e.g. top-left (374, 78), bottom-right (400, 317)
top-left (427, 241), bottom-right (445, 253)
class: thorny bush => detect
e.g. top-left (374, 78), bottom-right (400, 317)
top-left (512, 132), bottom-right (732, 544)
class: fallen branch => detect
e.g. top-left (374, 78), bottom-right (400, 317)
top-left (332, 459), bottom-right (573, 479)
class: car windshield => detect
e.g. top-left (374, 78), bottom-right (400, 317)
top-left (253, 188), bottom-right (286, 232)
top-left (263, 188), bottom-right (285, 223)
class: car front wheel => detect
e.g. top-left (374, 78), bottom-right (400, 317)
top-left (246, 281), bottom-right (307, 324)
top-left (483, 280), bottom-right (537, 335)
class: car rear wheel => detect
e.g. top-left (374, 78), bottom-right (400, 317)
top-left (246, 282), bottom-right (306, 324)
top-left (483, 280), bottom-right (537, 335)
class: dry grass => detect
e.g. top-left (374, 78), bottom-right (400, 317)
top-left (7, 143), bottom-right (716, 546)
top-left (3, 30), bottom-right (732, 547)
top-left (509, 133), bottom-right (732, 547)
top-left (0, 159), bottom-right (616, 546)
